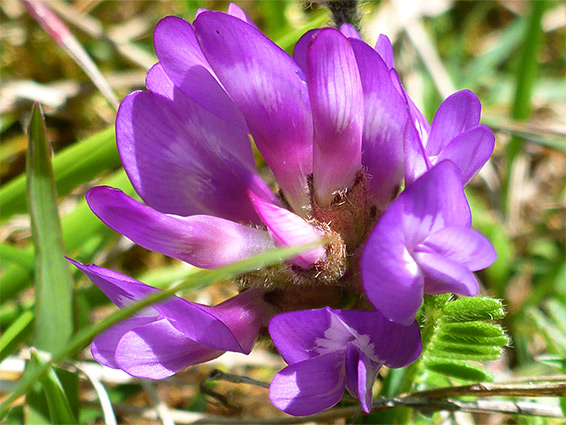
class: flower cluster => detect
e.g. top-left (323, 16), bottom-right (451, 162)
top-left (71, 4), bottom-right (496, 416)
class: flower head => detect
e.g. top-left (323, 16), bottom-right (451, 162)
top-left (76, 3), bottom-right (497, 416)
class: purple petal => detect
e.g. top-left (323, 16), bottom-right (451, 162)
top-left (350, 39), bottom-right (407, 205)
top-left (91, 316), bottom-right (155, 369)
top-left (435, 124), bottom-right (495, 184)
top-left (115, 318), bottom-right (223, 379)
top-left (417, 226), bottom-right (496, 271)
top-left (194, 12), bottom-right (313, 213)
top-left (158, 287), bottom-right (275, 355)
top-left (269, 308), bottom-right (333, 364)
top-left (343, 339), bottom-right (381, 413)
top-left (153, 16), bottom-right (248, 131)
top-left (426, 90), bottom-right (481, 155)
top-left (401, 161), bottom-right (471, 247)
top-left (340, 23), bottom-right (361, 40)
top-left (145, 63), bottom-right (174, 99)
top-left (269, 352), bottom-right (346, 416)
top-left (68, 259), bottom-right (157, 308)
top-left (404, 120), bottom-right (432, 187)
top-left (307, 29), bottom-right (363, 206)
top-left (375, 34), bottom-right (394, 69)
top-left (227, 3), bottom-right (258, 28)
top-left (86, 187), bottom-right (274, 269)
top-left (116, 90), bottom-right (276, 222)
top-left (414, 252), bottom-right (479, 296)
top-left (333, 309), bottom-right (422, 368)
top-left (361, 203), bottom-right (424, 325)
top-left (292, 29), bottom-right (320, 73)
top-left (248, 191), bottom-right (326, 269)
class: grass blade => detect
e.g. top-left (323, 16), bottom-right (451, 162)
top-left (26, 102), bottom-right (74, 350)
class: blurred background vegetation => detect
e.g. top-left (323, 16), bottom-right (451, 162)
top-left (0, 0), bottom-right (564, 424)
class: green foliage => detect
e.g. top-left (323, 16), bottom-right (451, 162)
top-left (422, 296), bottom-right (509, 384)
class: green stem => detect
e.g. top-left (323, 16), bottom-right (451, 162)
top-left (394, 295), bottom-right (448, 424)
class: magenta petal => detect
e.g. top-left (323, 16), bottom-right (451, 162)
top-left (404, 120), bottom-right (432, 187)
top-left (293, 29), bottom-right (320, 73)
top-left (334, 309), bottom-right (422, 368)
top-left (417, 227), bottom-right (496, 271)
top-left (248, 191), bottom-right (326, 269)
top-left (375, 34), bottom-right (394, 69)
top-left (145, 63), bottom-right (174, 99)
top-left (435, 124), bottom-right (495, 184)
top-left (86, 187), bottom-right (274, 269)
top-left (356, 349), bottom-right (379, 414)
top-left (91, 316), bottom-right (155, 369)
top-left (268, 308), bottom-right (333, 364)
top-left (344, 342), bottom-right (360, 399)
top-left (350, 38), bottom-right (407, 205)
top-left (269, 352), bottom-right (345, 416)
top-left (227, 3), bottom-right (258, 28)
top-left (162, 288), bottom-right (276, 355)
top-left (307, 29), bottom-right (363, 206)
top-left (194, 12), bottom-right (313, 213)
top-left (414, 252), bottom-right (479, 296)
top-left (340, 23), bottom-right (361, 40)
top-left (116, 90), bottom-right (275, 222)
top-left (402, 161), bottom-right (471, 247)
top-left (426, 90), bottom-right (481, 155)
top-left (115, 318), bottom-right (223, 379)
top-left (361, 204), bottom-right (424, 325)
top-left (153, 16), bottom-right (248, 131)
top-left (68, 259), bottom-right (156, 307)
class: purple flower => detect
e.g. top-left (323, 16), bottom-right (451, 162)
top-left (361, 161), bottom-right (497, 325)
top-left (69, 259), bottom-right (275, 379)
top-left (404, 90), bottom-right (495, 187)
top-left (268, 307), bottom-right (422, 416)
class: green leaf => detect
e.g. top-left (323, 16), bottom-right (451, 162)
top-left (29, 349), bottom-right (77, 425)
top-left (443, 297), bottom-right (506, 323)
top-left (1, 126), bottom-right (118, 221)
top-left (425, 359), bottom-right (494, 382)
top-left (430, 342), bottom-right (503, 361)
top-left (26, 103), bottom-right (74, 351)
top-left (0, 243), bottom-right (35, 271)
top-left (437, 322), bottom-right (509, 346)
top-left (0, 242), bottom-right (321, 418)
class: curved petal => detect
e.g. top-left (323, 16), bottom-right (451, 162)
top-left (268, 308), bottom-right (333, 364)
top-left (68, 259), bottom-right (157, 308)
top-left (375, 34), bottom-right (394, 69)
top-left (269, 352), bottom-right (346, 416)
top-left (414, 251), bottom-right (479, 296)
top-left (145, 63), bottom-right (174, 99)
top-left (435, 124), bottom-right (495, 184)
top-left (350, 39), bottom-right (407, 205)
top-left (361, 201), bottom-right (424, 325)
top-left (426, 90), bottom-right (481, 155)
top-left (115, 318), bottom-right (223, 379)
top-left (248, 191), bottom-right (326, 269)
top-left (153, 16), bottom-right (248, 132)
top-left (356, 349), bottom-right (379, 414)
top-left (68, 260), bottom-right (260, 353)
top-left (194, 12), bottom-right (313, 213)
top-left (417, 226), bottom-right (496, 271)
top-left (227, 3), bottom-right (258, 28)
top-left (344, 342), bottom-right (360, 399)
top-left (307, 28), bottom-right (363, 206)
top-left (340, 23), bottom-right (361, 40)
top-left (292, 29), bottom-right (320, 73)
top-left (335, 309), bottom-right (422, 368)
top-left (91, 316), bottom-right (155, 369)
top-left (404, 120), bottom-right (432, 187)
top-left (401, 161), bottom-right (471, 247)
top-left (116, 90), bottom-right (275, 222)
top-left (87, 187), bottom-right (274, 269)
top-left (163, 288), bottom-right (276, 355)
